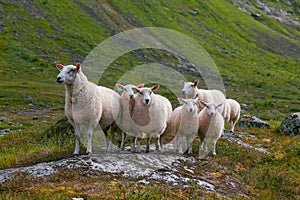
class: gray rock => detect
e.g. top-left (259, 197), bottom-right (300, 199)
top-left (237, 115), bottom-right (271, 129)
top-left (0, 128), bottom-right (10, 137)
top-left (0, 117), bottom-right (7, 123)
top-left (279, 112), bottom-right (300, 135)
top-left (189, 8), bottom-right (199, 16)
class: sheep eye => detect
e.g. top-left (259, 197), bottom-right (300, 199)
top-left (190, 84), bottom-right (194, 87)
top-left (149, 91), bottom-right (152, 95)
top-left (68, 69), bottom-right (75, 74)
top-left (139, 92), bottom-right (143, 95)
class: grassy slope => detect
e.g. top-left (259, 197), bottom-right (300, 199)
top-left (0, 0), bottom-right (299, 118)
top-left (0, 0), bottom-right (300, 199)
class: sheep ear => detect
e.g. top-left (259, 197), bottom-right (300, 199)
top-left (133, 87), bottom-right (140, 93)
top-left (179, 80), bottom-right (186, 86)
top-left (178, 97), bottom-right (184, 105)
top-left (76, 63), bottom-right (81, 71)
top-left (177, 97), bottom-right (184, 103)
top-left (115, 83), bottom-right (124, 92)
top-left (199, 100), bottom-right (207, 107)
top-left (151, 85), bottom-right (159, 92)
top-left (216, 102), bottom-right (223, 108)
top-left (56, 64), bottom-right (64, 71)
top-left (194, 93), bottom-right (199, 99)
top-left (137, 84), bottom-right (144, 88)
top-left (193, 80), bottom-right (199, 87)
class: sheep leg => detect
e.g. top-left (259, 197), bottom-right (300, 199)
top-left (103, 129), bottom-right (109, 152)
top-left (86, 128), bottom-right (93, 155)
top-left (211, 139), bottom-right (217, 156)
top-left (155, 135), bottom-right (160, 151)
top-left (73, 128), bottom-right (81, 156)
top-left (118, 131), bottom-right (126, 150)
top-left (108, 129), bottom-right (114, 153)
top-left (159, 134), bottom-right (164, 152)
top-left (187, 136), bottom-right (192, 154)
top-left (229, 121), bottom-right (234, 133)
top-left (175, 135), bottom-right (179, 153)
top-left (145, 137), bottom-right (150, 153)
top-left (130, 136), bottom-right (136, 153)
top-left (136, 137), bottom-right (141, 153)
top-left (198, 139), bottom-right (208, 158)
top-left (177, 135), bottom-right (183, 154)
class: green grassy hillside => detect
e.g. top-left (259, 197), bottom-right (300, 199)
top-left (0, 0), bottom-right (299, 119)
top-left (0, 0), bottom-right (300, 199)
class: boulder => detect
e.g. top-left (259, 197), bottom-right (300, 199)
top-left (279, 112), bottom-right (300, 135)
top-left (237, 115), bottom-right (271, 129)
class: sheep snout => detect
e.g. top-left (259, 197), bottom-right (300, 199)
top-left (56, 77), bottom-right (63, 83)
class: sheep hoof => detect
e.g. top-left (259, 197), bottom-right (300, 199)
top-left (73, 153), bottom-right (79, 157)
top-left (145, 149), bottom-right (150, 153)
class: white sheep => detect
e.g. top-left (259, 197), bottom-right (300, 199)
top-left (97, 86), bottom-right (122, 152)
top-left (225, 99), bottom-right (241, 132)
top-left (180, 80), bottom-right (227, 118)
top-left (115, 83), bottom-right (145, 150)
top-left (172, 97), bottom-right (200, 154)
top-left (130, 85), bottom-right (172, 153)
top-left (198, 100), bottom-right (224, 158)
top-left (56, 63), bottom-right (102, 155)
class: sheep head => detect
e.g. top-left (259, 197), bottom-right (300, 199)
top-left (56, 63), bottom-right (81, 84)
top-left (180, 80), bottom-right (199, 98)
top-left (178, 97), bottom-right (198, 113)
top-left (115, 83), bottom-right (144, 100)
top-left (134, 85), bottom-right (159, 105)
top-left (199, 100), bottom-right (223, 117)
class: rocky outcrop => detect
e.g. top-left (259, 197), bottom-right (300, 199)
top-left (229, 0), bottom-right (300, 28)
top-left (279, 112), bottom-right (300, 135)
top-left (237, 115), bottom-right (271, 129)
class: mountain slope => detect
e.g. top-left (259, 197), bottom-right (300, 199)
top-left (0, 0), bottom-right (299, 119)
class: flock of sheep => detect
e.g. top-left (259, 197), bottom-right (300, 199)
top-left (56, 63), bottom-right (241, 158)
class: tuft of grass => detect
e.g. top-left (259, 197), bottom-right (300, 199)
top-left (0, 118), bottom-right (74, 169)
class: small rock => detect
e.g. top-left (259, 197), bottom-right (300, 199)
top-left (279, 112), bottom-right (300, 135)
top-left (0, 128), bottom-right (10, 136)
top-left (0, 117), bottom-right (7, 123)
top-left (32, 116), bottom-right (39, 120)
top-left (237, 115), bottom-right (271, 129)
top-left (251, 13), bottom-right (261, 20)
top-left (189, 8), bottom-right (199, 16)
top-left (240, 103), bottom-right (249, 110)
